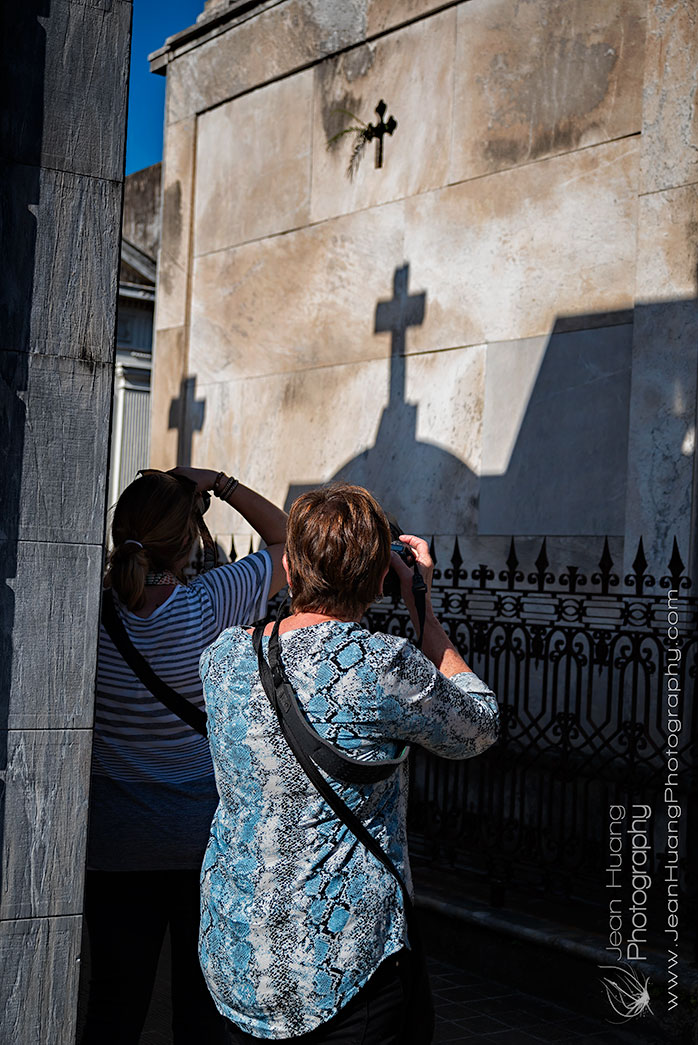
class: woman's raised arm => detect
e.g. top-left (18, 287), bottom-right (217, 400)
top-left (171, 467), bottom-right (288, 593)
top-left (392, 533), bottom-right (472, 677)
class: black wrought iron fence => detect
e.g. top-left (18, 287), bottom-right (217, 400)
top-left (198, 531), bottom-right (696, 949)
top-left (364, 536), bottom-right (697, 948)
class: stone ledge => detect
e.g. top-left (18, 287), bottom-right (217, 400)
top-left (149, 0), bottom-right (274, 73)
top-left (148, 0), bottom-right (458, 84)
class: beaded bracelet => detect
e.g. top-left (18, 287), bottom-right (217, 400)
top-left (216, 475), bottom-right (240, 501)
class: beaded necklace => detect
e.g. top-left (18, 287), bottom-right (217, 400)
top-left (145, 570), bottom-right (180, 587)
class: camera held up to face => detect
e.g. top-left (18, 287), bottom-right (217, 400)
top-left (382, 522), bottom-right (416, 599)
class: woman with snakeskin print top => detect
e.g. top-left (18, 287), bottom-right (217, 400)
top-left (199, 483), bottom-right (499, 1044)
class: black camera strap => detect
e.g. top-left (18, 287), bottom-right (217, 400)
top-left (387, 521), bottom-right (428, 650)
top-left (411, 566), bottom-right (427, 650)
top-left (253, 611), bottom-right (435, 1042)
top-left (101, 589), bottom-right (208, 737)
top-left (254, 620), bottom-right (411, 907)
top-left (252, 604), bottom-right (409, 785)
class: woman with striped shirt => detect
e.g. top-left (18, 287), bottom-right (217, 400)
top-left (81, 467), bottom-right (287, 1045)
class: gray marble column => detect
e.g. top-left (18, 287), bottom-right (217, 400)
top-left (0, 2), bottom-right (131, 1041)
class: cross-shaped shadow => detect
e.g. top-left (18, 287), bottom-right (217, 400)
top-left (284, 263), bottom-right (479, 533)
top-left (168, 376), bottom-right (206, 467)
top-left (280, 259), bottom-right (695, 576)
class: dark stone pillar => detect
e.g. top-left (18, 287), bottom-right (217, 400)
top-left (0, 1), bottom-right (131, 1040)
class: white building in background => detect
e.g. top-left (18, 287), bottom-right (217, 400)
top-left (109, 163), bottom-right (161, 507)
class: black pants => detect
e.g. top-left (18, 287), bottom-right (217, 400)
top-left (225, 951), bottom-right (409, 1044)
top-left (81, 869), bottom-right (227, 1045)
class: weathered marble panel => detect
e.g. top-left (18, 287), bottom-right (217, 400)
top-left (0, 541), bottom-right (103, 729)
top-left (0, 915), bottom-right (82, 1045)
top-left (404, 137), bottom-right (639, 353)
top-left (189, 201), bottom-right (406, 382)
top-left (411, 345), bottom-right (485, 472)
top-left (193, 362), bottom-right (387, 528)
top-left (624, 184), bottom-right (698, 571)
top-left (186, 380), bottom-right (246, 537)
top-left (160, 0), bottom-right (465, 126)
top-left (148, 326), bottom-right (189, 468)
top-left (1, 354), bottom-right (112, 545)
top-left (192, 344), bottom-right (485, 537)
top-left (0, 730), bottom-right (91, 919)
top-left (640, 0), bottom-right (698, 195)
top-left (480, 324), bottom-right (634, 536)
top-left (365, 0), bottom-right (448, 36)
top-left (195, 70), bottom-right (313, 255)
top-left (310, 10), bottom-right (455, 223)
top-left (623, 300), bottom-right (698, 570)
top-left (451, 0), bottom-right (645, 182)
top-left (198, 0), bottom-right (445, 35)
top-left (1, 0), bottom-right (130, 180)
top-left (156, 118), bottom-right (195, 332)
top-left (189, 138), bottom-right (638, 385)
top-left (164, 0), bottom-right (365, 125)
top-left (635, 183), bottom-right (698, 302)
top-left (1, 164), bottom-right (122, 360)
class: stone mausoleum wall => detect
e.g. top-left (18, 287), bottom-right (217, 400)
top-left (148, 0), bottom-right (698, 582)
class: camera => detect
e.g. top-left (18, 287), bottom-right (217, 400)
top-left (196, 490), bottom-right (211, 515)
top-left (391, 539), bottom-right (415, 567)
top-left (382, 523), bottom-right (415, 599)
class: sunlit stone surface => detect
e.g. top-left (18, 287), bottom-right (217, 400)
top-left (150, 0), bottom-right (698, 572)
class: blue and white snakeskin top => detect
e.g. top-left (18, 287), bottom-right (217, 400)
top-left (199, 621), bottom-right (499, 1039)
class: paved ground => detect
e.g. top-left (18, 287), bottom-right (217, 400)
top-left (427, 959), bottom-right (665, 1045)
top-left (78, 942), bottom-right (666, 1043)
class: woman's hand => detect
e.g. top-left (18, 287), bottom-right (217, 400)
top-left (169, 467), bottom-right (219, 493)
top-left (391, 534), bottom-right (434, 602)
top-left (394, 534), bottom-right (472, 676)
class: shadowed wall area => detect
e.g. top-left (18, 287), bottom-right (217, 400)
top-left (0, 1), bottom-right (131, 1041)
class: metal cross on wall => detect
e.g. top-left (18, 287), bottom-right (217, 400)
top-left (168, 376), bottom-right (205, 467)
top-left (365, 100), bottom-right (397, 168)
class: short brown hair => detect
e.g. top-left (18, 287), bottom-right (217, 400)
top-left (285, 483), bottom-right (391, 619)
top-left (105, 472), bottom-right (199, 610)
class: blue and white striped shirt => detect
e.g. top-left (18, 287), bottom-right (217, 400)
top-left (88, 551), bottom-right (272, 871)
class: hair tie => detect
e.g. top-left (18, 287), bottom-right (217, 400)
top-left (123, 540), bottom-right (143, 549)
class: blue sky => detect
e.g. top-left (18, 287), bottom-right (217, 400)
top-left (125, 0), bottom-right (204, 174)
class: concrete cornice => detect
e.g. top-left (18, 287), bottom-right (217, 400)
top-left (148, 0), bottom-right (282, 74)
